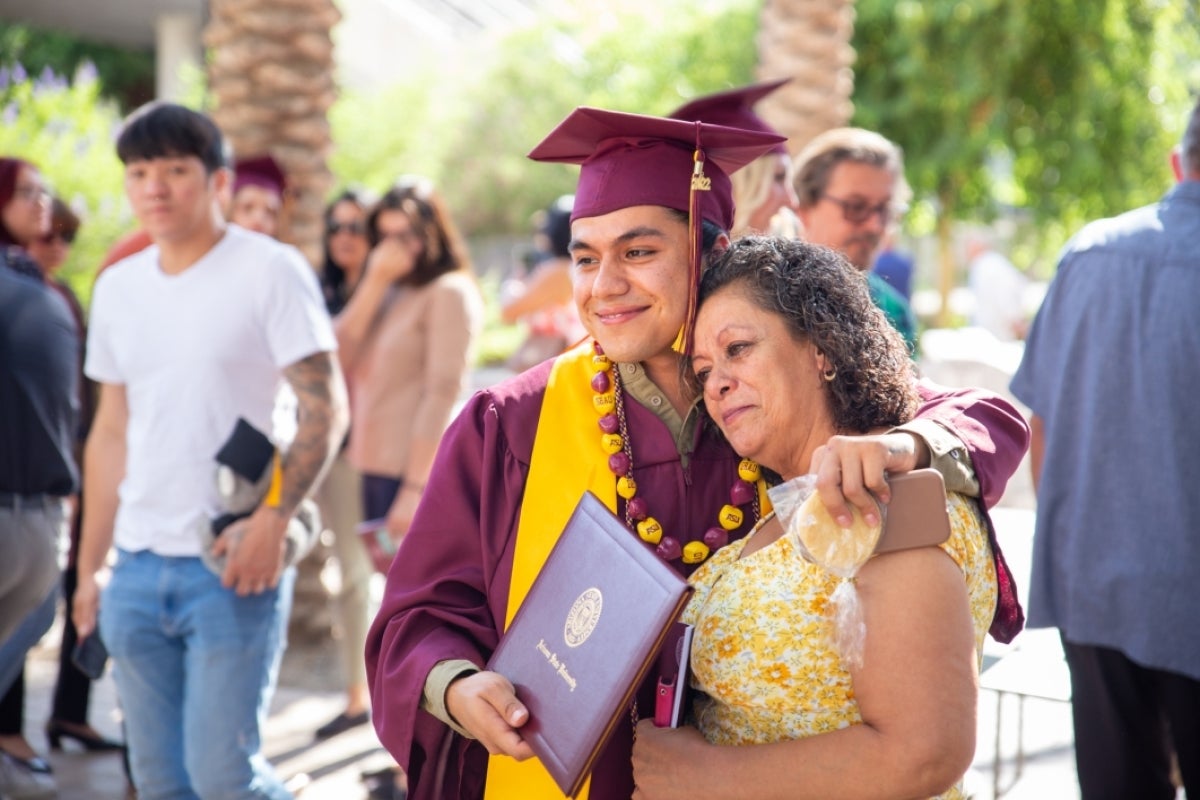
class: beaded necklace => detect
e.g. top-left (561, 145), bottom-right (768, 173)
top-left (589, 343), bottom-right (762, 566)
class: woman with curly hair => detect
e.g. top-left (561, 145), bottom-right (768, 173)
top-left (632, 237), bottom-right (1003, 800)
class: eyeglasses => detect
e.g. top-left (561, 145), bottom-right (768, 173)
top-left (39, 230), bottom-right (76, 246)
top-left (13, 184), bottom-right (50, 204)
top-left (327, 221), bottom-right (366, 236)
top-left (820, 194), bottom-right (898, 225)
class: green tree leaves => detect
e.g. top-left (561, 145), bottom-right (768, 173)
top-left (329, 0), bottom-right (759, 235)
top-left (854, 0), bottom-right (1196, 271)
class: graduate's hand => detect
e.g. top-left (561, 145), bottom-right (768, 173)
top-left (445, 670), bottom-right (535, 760)
top-left (631, 719), bottom-right (709, 799)
top-left (216, 506), bottom-right (288, 596)
top-left (808, 431), bottom-right (925, 528)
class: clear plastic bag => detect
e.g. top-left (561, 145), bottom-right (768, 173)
top-left (767, 474), bottom-right (884, 669)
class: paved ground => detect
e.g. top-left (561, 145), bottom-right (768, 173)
top-left (17, 354), bottom-right (1101, 799)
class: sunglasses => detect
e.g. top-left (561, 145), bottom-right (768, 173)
top-left (39, 230), bottom-right (76, 245)
top-left (327, 221), bottom-right (366, 236)
top-left (821, 194), bottom-right (899, 226)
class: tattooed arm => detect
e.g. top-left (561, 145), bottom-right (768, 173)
top-left (217, 350), bottom-right (350, 596)
top-left (275, 350), bottom-right (350, 514)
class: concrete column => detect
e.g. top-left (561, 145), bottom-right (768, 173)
top-left (156, 12), bottom-right (202, 101)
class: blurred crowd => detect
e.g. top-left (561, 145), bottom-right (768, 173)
top-left (2, 78), bottom-right (1196, 800)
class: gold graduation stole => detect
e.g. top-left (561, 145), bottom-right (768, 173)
top-left (484, 342), bottom-right (612, 800)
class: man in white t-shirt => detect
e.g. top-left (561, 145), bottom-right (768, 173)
top-left (73, 102), bottom-right (348, 800)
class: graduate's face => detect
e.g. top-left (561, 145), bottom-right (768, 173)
top-left (569, 205), bottom-right (690, 365)
top-left (229, 184), bottom-right (282, 238)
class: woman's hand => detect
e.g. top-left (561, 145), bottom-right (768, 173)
top-left (808, 431), bottom-right (925, 527)
top-left (365, 237), bottom-right (417, 285)
top-left (445, 671), bottom-right (536, 760)
top-left (385, 485), bottom-right (421, 544)
top-left (631, 720), bottom-right (710, 799)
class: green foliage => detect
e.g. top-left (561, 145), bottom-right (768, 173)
top-left (853, 0), bottom-right (1196, 261)
top-left (0, 64), bottom-right (130, 307)
top-left (329, 0), bottom-right (759, 236)
top-left (0, 22), bottom-right (155, 111)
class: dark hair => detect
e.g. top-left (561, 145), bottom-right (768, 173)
top-left (0, 157), bottom-right (34, 246)
top-left (47, 196), bottom-right (80, 240)
top-left (321, 188), bottom-right (370, 314)
top-left (116, 102), bottom-right (230, 173)
top-left (663, 209), bottom-right (728, 254)
top-left (541, 194), bottom-right (574, 259)
top-left (1182, 95), bottom-right (1200, 178)
top-left (366, 177), bottom-right (472, 287)
top-left (696, 235), bottom-right (918, 433)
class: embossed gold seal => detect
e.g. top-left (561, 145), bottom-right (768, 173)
top-left (563, 587), bottom-right (603, 647)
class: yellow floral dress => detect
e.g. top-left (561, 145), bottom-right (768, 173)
top-left (681, 492), bottom-right (997, 800)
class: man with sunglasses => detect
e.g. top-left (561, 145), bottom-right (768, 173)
top-left (793, 127), bottom-right (919, 351)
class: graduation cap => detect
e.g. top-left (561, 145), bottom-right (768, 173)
top-left (528, 106), bottom-right (785, 353)
top-left (233, 154), bottom-right (287, 197)
top-left (668, 77), bottom-right (791, 155)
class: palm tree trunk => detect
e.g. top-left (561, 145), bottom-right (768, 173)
top-left (205, 0), bottom-right (340, 267)
top-left (756, 0), bottom-right (857, 153)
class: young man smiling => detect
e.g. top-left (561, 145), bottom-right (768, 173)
top-left (74, 102), bottom-right (348, 800)
top-left (366, 107), bottom-right (1027, 800)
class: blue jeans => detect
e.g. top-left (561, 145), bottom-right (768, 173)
top-left (100, 550), bottom-right (294, 800)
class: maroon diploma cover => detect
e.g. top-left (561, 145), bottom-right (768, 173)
top-left (487, 491), bottom-right (694, 797)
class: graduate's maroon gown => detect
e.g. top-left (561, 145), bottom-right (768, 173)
top-left (365, 358), bottom-right (1029, 800)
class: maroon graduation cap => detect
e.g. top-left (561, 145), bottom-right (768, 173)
top-left (668, 77), bottom-right (790, 156)
top-left (233, 154), bottom-right (287, 197)
top-left (528, 106), bottom-right (785, 353)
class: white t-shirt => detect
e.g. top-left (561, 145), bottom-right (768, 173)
top-left (85, 225), bottom-right (336, 555)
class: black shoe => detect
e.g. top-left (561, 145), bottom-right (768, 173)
top-left (45, 719), bottom-right (124, 752)
top-left (314, 710), bottom-right (370, 740)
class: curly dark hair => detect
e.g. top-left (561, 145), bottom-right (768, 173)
top-left (366, 176), bottom-right (472, 288)
top-left (696, 235), bottom-right (918, 433)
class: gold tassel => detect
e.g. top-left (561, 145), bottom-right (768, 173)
top-left (674, 134), bottom-right (710, 356)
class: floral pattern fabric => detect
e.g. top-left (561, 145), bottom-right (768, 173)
top-left (681, 492), bottom-right (997, 800)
